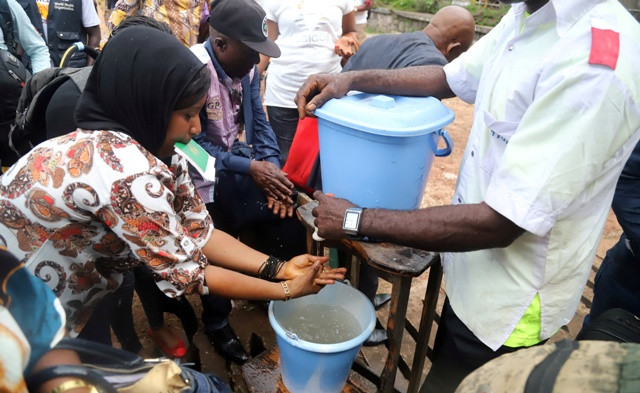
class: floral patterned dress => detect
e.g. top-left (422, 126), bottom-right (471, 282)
top-left (0, 130), bottom-right (213, 335)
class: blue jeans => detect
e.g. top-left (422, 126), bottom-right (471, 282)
top-left (183, 367), bottom-right (232, 393)
top-left (581, 233), bottom-right (640, 330)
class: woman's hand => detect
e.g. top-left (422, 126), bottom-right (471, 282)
top-left (278, 254), bottom-right (346, 284)
top-left (285, 260), bottom-right (347, 299)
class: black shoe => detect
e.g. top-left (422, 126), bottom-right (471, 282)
top-left (206, 325), bottom-right (249, 364)
top-left (373, 293), bottom-right (392, 310)
top-left (363, 328), bottom-right (388, 346)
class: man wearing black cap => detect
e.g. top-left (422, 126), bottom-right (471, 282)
top-left (189, 0), bottom-right (307, 363)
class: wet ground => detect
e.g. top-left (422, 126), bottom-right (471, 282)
top-left (124, 97), bottom-right (620, 392)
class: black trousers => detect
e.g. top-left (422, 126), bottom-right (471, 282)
top-left (134, 265), bottom-right (198, 342)
top-left (265, 106), bottom-right (299, 166)
top-left (78, 270), bottom-right (141, 353)
top-left (419, 297), bottom-right (525, 393)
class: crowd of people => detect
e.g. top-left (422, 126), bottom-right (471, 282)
top-left (1, 0), bottom-right (640, 392)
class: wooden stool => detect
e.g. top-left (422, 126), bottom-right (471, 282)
top-left (295, 201), bottom-right (443, 393)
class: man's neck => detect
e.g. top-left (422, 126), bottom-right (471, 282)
top-left (501, 0), bottom-right (548, 14)
top-left (524, 0), bottom-right (548, 14)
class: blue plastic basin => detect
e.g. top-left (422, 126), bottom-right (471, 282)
top-left (315, 92), bottom-right (454, 209)
top-left (268, 282), bottom-right (375, 393)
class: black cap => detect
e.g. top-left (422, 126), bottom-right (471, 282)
top-left (209, 0), bottom-right (281, 58)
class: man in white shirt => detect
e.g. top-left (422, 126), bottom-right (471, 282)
top-left (353, 0), bottom-right (374, 43)
top-left (294, 0), bottom-right (640, 392)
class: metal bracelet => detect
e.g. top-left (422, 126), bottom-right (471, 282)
top-left (281, 280), bottom-right (291, 301)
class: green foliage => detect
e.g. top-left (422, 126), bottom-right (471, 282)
top-left (376, 0), bottom-right (422, 11)
top-left (375, 0), bottom-right (439, 13)
top-left (466, 1), bottom-right (509, 27)
top-left (375, 0), bottom-right (509, 27)
top-left (412, 0), bottom-right (440, 13)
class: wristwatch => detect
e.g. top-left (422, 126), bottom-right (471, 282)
top-left (343, 207), bottom-right (364, 236)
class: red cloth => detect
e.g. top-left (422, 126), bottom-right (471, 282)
top-left (282, 117), bottom-right (319, 193)
top-left (588, 27), bottom-right (619, 70)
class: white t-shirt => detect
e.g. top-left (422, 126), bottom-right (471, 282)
top-left (37, 0), bottom-right (100, 41)
top-left (354, 0), bottom-right (367, 25)
top-left (263, 0), bottom-right (353, 108)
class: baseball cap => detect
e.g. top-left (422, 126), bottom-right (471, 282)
top-left (209, 0), bottom-right (281, 58)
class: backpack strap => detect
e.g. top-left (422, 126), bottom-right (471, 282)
top-left (524, 340), bottom-right (579, 393)
top-left (0, 0), bottom-right (18, 56)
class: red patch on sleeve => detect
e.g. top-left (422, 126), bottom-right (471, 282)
top-left (589, 27), bottom-right (619, 70)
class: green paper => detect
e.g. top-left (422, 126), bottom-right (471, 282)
top-left (174, 140), bottom-right (216, 181)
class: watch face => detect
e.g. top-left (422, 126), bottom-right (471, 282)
top-left (344, 211), bottom-right (360, 230)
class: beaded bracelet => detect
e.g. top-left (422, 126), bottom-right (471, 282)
top-left (281, 280), bottom-right (291, 301)
top-left (258, 255), bottom-right (286, 281)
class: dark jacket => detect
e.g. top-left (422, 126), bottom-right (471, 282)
top-left (20, 0), bottom-right (86, 67)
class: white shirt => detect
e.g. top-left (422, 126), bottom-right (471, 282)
top-left (37, 0), bottom-right (100, 41)
top-left (354, 0), bottom-right (367, 25)
top-left (442, 0), bottom-right (640, 350)
top-left (263, 0), bottom-right (354, 108)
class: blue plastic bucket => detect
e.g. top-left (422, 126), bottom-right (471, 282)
top-left (315, 93), bottom-right (454, 210)
top-left (268, 282), bottom-right (375, 393)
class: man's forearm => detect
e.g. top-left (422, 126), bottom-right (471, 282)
top-left (360, 202), bottom-right (524, 252)
top-left (348, 66), bottom-right (455, 100)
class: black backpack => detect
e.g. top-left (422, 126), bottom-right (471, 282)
top-left (0, 0), bottom-right (31, 167)
top-left (0, 0), bottom-right (20, 57)
top-left (9, 66), bottom-right (91, 158)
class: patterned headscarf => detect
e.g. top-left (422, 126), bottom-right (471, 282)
top-left (75, 26), bottom-right (206, 156)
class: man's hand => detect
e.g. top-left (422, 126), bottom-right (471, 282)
top-left (295, 73), bottom-right (352, 119)
top-left (267, 196), bottom-right (294, 218)
top-left (334, 35), bottom-right (359, 60)
top-left (311, 191), bottom-right (358, 240)
top-left (249, 160), bottom-right (294, 204)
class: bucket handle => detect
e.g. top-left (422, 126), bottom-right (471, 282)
top-left (435, 129), bottom-right (453, 157)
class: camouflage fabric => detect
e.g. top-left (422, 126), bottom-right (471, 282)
top-left (455, 340), bottom-right (640, 393)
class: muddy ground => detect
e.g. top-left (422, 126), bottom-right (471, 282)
top-left (125, 97), bottom-right (621, 392)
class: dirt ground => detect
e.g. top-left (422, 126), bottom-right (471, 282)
top-left (125, 97), bottom-right (622, 392)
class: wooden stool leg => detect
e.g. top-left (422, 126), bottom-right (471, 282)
top-left (379, 275), bottom-right (412, 393)
top-left (407, 257), bottom-right (443, 393)
top-left (349, 255), bottom-right (360, 289)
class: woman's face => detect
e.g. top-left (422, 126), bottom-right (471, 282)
top-left (157, 95), bottom-right (207, 159)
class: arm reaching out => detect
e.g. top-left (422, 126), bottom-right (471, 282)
top-left (201, 228), bottom-right (346, 300)
top-left (311, 191), bottom-right (524, 252)
top-left (295, 66), bottom-right (455, 119)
